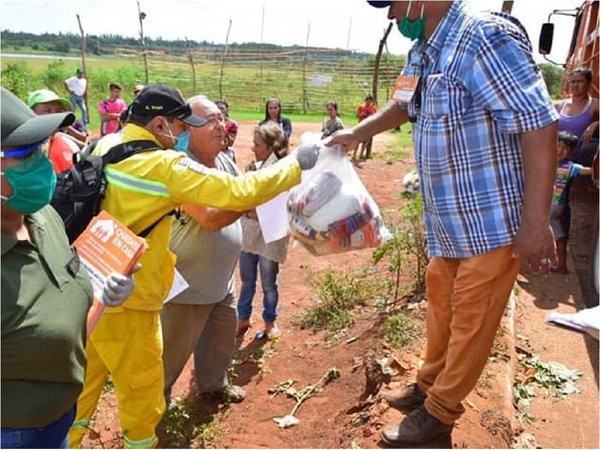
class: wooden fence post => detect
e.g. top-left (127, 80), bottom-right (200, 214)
top-left (219, 18), bottom-right (232, 100)
top-left (75, 14), bottom-right (89, 116)
top-left (185, 37), bottom-right (197, 95)
top-left (501, 1), bottom-right (514, 14)
top-left (302, 22), bottom-right (311, 114)
top-left (372, 22), bottom-right (393, 106)
top-left (258, 4), bottom-right (266, 111)
top-left (137, 0), bottom-right (149, 84)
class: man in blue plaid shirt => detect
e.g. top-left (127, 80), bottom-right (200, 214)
top-left (330, 1), bottom-right (559, 446)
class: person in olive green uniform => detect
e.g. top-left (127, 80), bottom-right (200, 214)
top-left (0, 87), bottom-right (136, 449)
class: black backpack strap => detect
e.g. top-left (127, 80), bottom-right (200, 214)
top-left (98, 139), bottom-right (166, 238)
top-left (137, 209), bottom-right (178, 238)
top-left (101, 139), bottom-right (160, 165)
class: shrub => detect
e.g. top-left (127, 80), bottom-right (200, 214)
top-left (41, 60), bottom-right (68, 92)
top-left (1, 62), bottom-right (33, 97)
top-left (385, 312), bottom-right (420, 348)
top-left (300, 269), bottom-right (370, 335)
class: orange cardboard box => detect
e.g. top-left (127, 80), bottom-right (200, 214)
top-left (73, 211), bottom-right (146, 336)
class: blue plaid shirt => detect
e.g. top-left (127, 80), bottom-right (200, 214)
top-left (401, 1), bottom-right (558, 258)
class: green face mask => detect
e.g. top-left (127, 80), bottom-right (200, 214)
top-left (1, 150), bottom-right (57, 214)
top-left (397, 1), bottom-right (425, 41)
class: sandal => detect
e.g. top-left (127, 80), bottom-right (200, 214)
top-left (255, 327), bottom-right (281, 341)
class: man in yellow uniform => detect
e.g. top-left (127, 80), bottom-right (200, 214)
top-left (68, 84), bottom-right (318, 449)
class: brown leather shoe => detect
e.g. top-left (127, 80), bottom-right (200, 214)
top-left (380, 406), bottom-right (452, 447)
top-left (380, 383), bottom-right (427, 411)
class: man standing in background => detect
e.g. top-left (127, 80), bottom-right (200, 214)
top-left (64, 68), bottom-right (88, 127)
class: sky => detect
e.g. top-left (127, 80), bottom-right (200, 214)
top-left (0, 0), bottom-right (584, 63)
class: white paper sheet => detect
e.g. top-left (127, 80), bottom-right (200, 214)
top-left (547, 305), bottom-right (600, 339)
top-left (256, 191), bottom-right (290, 243)
top-left (164, 269), bottom-right (190, 303)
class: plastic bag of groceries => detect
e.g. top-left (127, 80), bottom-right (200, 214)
top-left (288, 133), bottom-right (390, 256)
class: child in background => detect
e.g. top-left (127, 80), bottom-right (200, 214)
top-left (551, 131), bottom-right (592, 273)
top-left (321, 101), bottom-right (344, 139)
top-left (222, 121), bottom-right (238, 163)
top-left (98, 83), bottom-right (127, 136)
top-left (354, 95), bottom-right (377, 159)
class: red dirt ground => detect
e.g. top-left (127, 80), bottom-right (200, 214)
top-left (80, 121), bottom-right (597, 449)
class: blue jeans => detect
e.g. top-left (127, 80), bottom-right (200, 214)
top-left (1, 406), bottom-right (75, 449)
top-left (70, 94), bottom-right (88, 124)
top-left (237, 251), bottom-right (280, 323)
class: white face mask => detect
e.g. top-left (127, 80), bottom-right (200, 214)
top-left (159, 119), bottom-right (178, 147)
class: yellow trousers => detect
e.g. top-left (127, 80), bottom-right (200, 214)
top-left (68, 309), bottom-right (165, 449)
top-left (417, 245), bottom-right (520, 424)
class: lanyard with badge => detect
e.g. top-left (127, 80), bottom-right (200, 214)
top-left (393, 46), bottom-right (440, 123)
top-left (392, 74), bottom-right (422, 123)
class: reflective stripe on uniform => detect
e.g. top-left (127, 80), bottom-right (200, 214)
top-left (105, 167), bottom-right (169, 198)
top-left (70, 418), bottom-right (90, 429)
top-left (124, 434), bottom-right (158, 449)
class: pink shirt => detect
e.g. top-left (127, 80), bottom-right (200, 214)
top-left (98, 98), bottom-right (127, 135)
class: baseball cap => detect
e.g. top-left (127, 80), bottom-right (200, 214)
top-left (367, 1), bottom-right (391, 8)
top-left (130, 84), bottom-right (207, 127)
top-left (27, 89), bottom-right (71, 111)
top-left (76, 67), bottom-right (85, 74)
top-left (1, 87), bottom-right (75, 147)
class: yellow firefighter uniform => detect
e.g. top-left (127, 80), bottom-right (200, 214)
top-left (68, 123), bottom-right (301, 448)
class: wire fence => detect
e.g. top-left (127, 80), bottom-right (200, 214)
top-left (122, 46), bottom-right (404, 115)
top-left (2, 40), bottom-right (406, 116)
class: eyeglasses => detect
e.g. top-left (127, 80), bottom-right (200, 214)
top-left (195, 114), bottom-right (225, 127)
top-left (569, 79), bottom-right (586, 84)
top-left (0, 140), bottom-right (46, 158)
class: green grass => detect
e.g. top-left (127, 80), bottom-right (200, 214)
top-left (159, 401), bottom-right (224, 448)
top-left (384, 312), bottom-right (420, 348)
top-left (299, 269), bottom-right (372, 337)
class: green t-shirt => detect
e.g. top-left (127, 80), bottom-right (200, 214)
top-left (1, 205), bottom-right (93, 428)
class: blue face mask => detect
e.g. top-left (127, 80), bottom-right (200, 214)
top-left (174, 130), bottom-right (190, 152)
top-left (397, 1), bottom-right (425, 41)
top-left (1, 150), bottom-right (57, 214)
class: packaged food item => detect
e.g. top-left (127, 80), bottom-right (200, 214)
top-left (287, 134), bottom-right (389, 256)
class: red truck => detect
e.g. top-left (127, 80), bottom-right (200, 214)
top-left (539, 0), bottom-right (599, 305)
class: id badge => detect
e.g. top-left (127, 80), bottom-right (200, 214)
top-left (392, 75), bottom-right (420, 103)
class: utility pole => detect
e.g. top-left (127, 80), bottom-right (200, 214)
top-left (137, 0), bottom-right (149, 84)
top-left (219, 18), bottom-right (233, 100)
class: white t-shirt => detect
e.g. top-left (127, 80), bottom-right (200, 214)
top-left (65, 76), bottom-right (87, 96)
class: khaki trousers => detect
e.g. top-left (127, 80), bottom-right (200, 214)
top-left (417, 245), bottom-right (520, 424)
top-left (161, 293), bottom-right (237, 397)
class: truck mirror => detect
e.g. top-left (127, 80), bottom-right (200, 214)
top-left (539, 23), bottom-right (554, 55)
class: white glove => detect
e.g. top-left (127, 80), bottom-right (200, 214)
top-left (294, 143), bottom-right (320, 170)
top-left (101, 270), bottom-right (136, 307)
